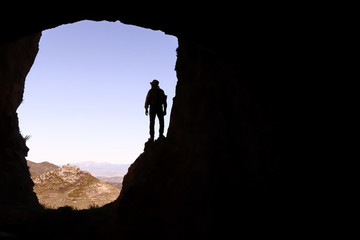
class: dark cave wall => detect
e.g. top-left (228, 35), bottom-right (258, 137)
top-left (171, 38), bottom-right (283, 237)
top-left (0, 9), bottom-right (289, 239)
top-left (0, 33), bottom-right (41, 207)
top-left (115, 37), bottom-right (283, 239)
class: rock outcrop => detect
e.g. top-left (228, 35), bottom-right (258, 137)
top-left (32, 164), bottom-right (120, 209)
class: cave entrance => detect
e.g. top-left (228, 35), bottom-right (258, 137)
top-left (17, 20), bottom-right (178, 210)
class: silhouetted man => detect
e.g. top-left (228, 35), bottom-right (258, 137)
top-left (145, 79), bottom-right (167, 141)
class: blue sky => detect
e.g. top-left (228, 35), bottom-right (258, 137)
top-left (17, 20), bottom-right (178, 165)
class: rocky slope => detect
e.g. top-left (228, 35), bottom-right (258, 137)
top-left (32, 164), bottom-right (120, 209)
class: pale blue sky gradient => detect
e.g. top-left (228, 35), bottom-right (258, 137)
top-left (17, 20), bottom-right (178, 165)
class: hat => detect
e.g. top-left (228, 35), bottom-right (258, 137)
top-left (150, 79), bottom-right (159, 86)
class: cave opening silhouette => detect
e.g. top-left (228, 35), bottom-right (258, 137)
top-left (0, 7), bottom-right (300, 240)
top-left (17, 20), bottom-right (178, 210)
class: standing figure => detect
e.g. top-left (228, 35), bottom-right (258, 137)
top-left (145, 79), bottom-right (167, 141)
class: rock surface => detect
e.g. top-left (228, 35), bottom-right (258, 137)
top-left (0, 33), bottom-right (41, 208)
top-left (32, 164), bottom-right (120, 209)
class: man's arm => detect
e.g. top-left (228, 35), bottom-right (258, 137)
top-left (163, 94), bottom-right (167, 116)
top-left (145, 91), bottom-right (150, 116)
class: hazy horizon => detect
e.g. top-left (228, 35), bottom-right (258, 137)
top-left (27, 159), bottom-right (131, 166)
top-left (18, 20), bottom-right (178, 165)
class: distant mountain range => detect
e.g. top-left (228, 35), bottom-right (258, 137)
top-left (97, 176), bottom-right (124, 189)
top-left (71, 161), bottom-right (130, 177)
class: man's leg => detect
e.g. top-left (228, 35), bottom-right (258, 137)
top-left (158, 110), bottom-right (164, 138)
top-left (149, 109), bottom-right (156, 141)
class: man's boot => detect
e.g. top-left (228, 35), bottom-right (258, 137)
top-left (159, 133), bottom-right (165, 140)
